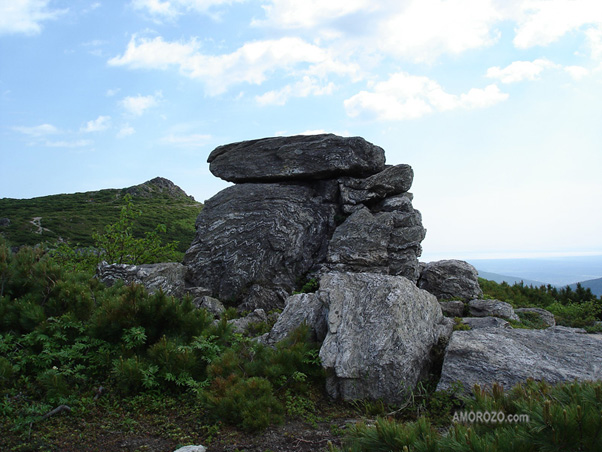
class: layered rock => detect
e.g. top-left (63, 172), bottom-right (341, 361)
top-left (437, 328), bottom-right (602, 393)
top-left (96, 262), bottom-right (187, 298)
top-left (185, 134), bottom-right (427, 306)
top-left (208, 134), bottom-right (385, 182)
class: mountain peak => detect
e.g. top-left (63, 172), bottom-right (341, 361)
top-left (125, 177), bottom-right (195, 201)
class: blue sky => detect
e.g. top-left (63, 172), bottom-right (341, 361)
top-left (1, 0), bottom-right (602, 261)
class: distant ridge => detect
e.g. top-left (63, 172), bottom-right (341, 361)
top-left (477, 270), bottom-right (549, 287)
top-left (569, 277), bottom-right (602, 297)
top-left (0, 177), bottom-right (202, 252)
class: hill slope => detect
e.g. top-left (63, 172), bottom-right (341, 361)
top-left (0, 177), bottom-right (202, 252)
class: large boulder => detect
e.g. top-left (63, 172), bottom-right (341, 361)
top-left (437, 328), bottom-right (602, 392)
top-left (318, 272), bottom-right (446, 403)
top-left (96, 262), bottom-right (187, 297)
top-left (208, 134), bottom-right (386, 183)
top-left (183, 183), bottom-right (337, 301)
top-left (418, 260), bottom-right (482, 301)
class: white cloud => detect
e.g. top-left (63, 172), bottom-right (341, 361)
top-left (486, 58), bottom-right (557, 83)
top-left (13, 123), bottom-right (59, 136)
top-left (120, 93), bottom-right (161, 116)
top-left (117, 124), bottom-right (136, 138)
top-left (0, 0), bottom-right (67, 35)
top-left (160, 133), bottom-right (212, 148)
top-left (564, 65), bottom-right (590, 80)
top-left (379, 0), bottom-right (502, 62)
top-left (131, 0), bottom-right (242, 20)
top-left (255, 76), bottom-right (335, 106)
top-left (81, 115), bottom-right (111, 133)
top-left (45, 139), bottom-right (92, 148)
top-left (259, 0), bottom-right (503, 63)
top-left (344, 72), bottom-right (508, 121)
top-left (256, 0), bottom-right (375, 29)
top-left (513, 0), bottom-right (602, 49)
top-left (585, 26), bottom-right (602, 60)
top-left (109, 35), bottom-right (355, 95)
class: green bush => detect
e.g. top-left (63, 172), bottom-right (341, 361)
top-left (338, 380), bottom-right (602, 452)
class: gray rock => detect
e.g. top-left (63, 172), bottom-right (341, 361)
top-left (195, 296), bottom-right (226, 318)
top-left (374, 193), bottom-right (414, 213)
top-left (468, 299), bottom-right (519, 321)
top-left (326, 208), bottom-right (393, 272)
top-left (266, 293), bottom-right (328, 344)
top-left (173, 446), bottom-right (206, 452)
top-left (318, 272), bottom-right (445, 403)
top-left (228, 309), bottom-right (268, 334)
top-left (208, 134), bottom-right (385, 183)
top-left (546, 325), bottom-right (587, 334)
top-left (325, 207), bottom-right (426, 282)
top-left (183, 183), bottom-right (337, 301)
top-left (238, 284), bottom-right (288, 313)
top-left (515, 307), bottom-right (555, 327)
top-left (436, 317), bottom-right (455, 341)
top-left (185, 286), bottom-right (212, 298)
top-left (418, 260), bottom-right (482, 301)
top-left (0, 218), bottom-right (10, 227)
top-left (96, 262), bottom-right (187, 297)
top-left (461, 317), bottom-right (511, 329)
top-left (439, 300), bottom-right (465, 317)
top-left (339, 164), bottom-right (413, 206)
top-left (437, 328), bottom-right (602, 393)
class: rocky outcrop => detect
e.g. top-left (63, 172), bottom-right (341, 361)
top-left (437, 328), bottom-right (602, 393)
top-left (184, 134), bottom-right (426, 305)
top-left (468, 299), bottom-right (519, 321)
top-left (418, 260), bottom-right (482, 301)
top-left (317, 272), bottom-right (446, 403)
top-left (208, 134), bottom-right (385, 182)
top-left (96, 262), bottom-right (187, 297)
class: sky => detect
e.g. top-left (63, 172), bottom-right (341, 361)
top-left (1, 0), bottom-right (602, 261)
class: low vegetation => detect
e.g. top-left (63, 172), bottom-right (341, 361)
top-left (2, 197), bottom-right (602, 450)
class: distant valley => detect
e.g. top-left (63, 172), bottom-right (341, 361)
top-left (468, 256), bottom-right (602, 296)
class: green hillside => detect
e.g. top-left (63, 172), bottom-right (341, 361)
top-left (0, 177), bottom-right (202, 253)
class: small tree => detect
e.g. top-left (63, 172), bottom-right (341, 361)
top-left (93, 194), bottom-right (179, 265)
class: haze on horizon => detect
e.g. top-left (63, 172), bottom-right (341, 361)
top-left (1, 1), bottom-right (602, 260)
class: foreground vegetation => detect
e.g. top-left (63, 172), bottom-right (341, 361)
top-left (2, 197), bottom-right (602, 450)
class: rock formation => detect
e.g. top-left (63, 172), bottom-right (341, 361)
top-left (184, 134), bottom-right (426, 308)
